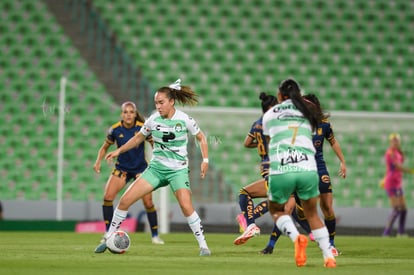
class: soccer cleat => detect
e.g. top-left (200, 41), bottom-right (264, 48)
top-left (259, 246), bottom-right (274, 255)
top-left (308, 232), bottom-right (315, 242)
top-left (94, 238), bottom-right (107, 253)
top-left (330, 245), bottom-right (340, 257)
top-left (236, 213), bottom-right (247, 233)
top-left (152, 236), bottom-right (165, 244)
top-left (233, 223), bottom-right (260, 245)
top-left (324, 257), bottom-right (337, 268)
top-left (294, 234), bottom-right (308, 267)
top-left (199, 247), bottom-right (211, 256)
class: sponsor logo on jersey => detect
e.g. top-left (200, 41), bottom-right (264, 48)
top-left (317, 128), bottom-right (322, 136)
top-left (276, 145), bottom-right (309, 165)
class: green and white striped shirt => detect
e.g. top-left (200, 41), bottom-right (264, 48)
top-left (262, 99), bottom-right (317, 175)
top-left (141, 109), bottom-right (200, 170)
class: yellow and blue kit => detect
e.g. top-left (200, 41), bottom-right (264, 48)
top-left (106, 120), bottom-right (148, 178)
top-left (247, 116), bottom-right (269, 178)
top-left (313, 119), bottom-right (336, 193)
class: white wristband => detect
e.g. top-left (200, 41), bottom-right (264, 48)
top-left (202, 158), bottom-right (209, 163)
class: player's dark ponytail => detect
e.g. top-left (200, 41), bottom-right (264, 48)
top-left (158, 82), bottom-right (198, 106)
top-left (303, 93), bottom-right (330, 122)
top-left (279, 79), bottom-right (321, 130)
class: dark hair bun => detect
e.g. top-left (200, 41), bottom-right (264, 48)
top-left (259, 92), bottom-right (267, 100)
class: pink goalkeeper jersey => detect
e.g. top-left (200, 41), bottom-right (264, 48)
top-left (384, 148), bottom-right (404, 189)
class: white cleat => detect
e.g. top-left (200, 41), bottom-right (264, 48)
top-left (233, 223), bottom-right (260, 245)
top-left (152, 236), bottom-right (165, 245)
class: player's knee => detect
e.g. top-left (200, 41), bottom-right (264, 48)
top-left (177, 198), bottom-right (194, 216)
top-left (268, 201), bottom-right (284, 214)
top-left (118, 196), bottom-right (135, 210)
top-left (321, 204), bottom-right (334, 215)
top-left (103, 193), bottom-right (116, 201)
top-left (143, 198), bottom-right (154, 209)
top-left (181, 205), bottom-right (195, 217)
top-left (145, 205), bottom-right (156, 212)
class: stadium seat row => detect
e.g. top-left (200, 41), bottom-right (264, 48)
top-left (2, 0), bottom-right (414, 207)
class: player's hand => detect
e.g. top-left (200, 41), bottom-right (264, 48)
top-left (200, 161), bottom-right (209, 179)
top-left (93, 162), bottom-right (101, 173)
top-left (338, 162), bottom-right (346, 178)
top-left (105, 149), bottom-right (121, 162)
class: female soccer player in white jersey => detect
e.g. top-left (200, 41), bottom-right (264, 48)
top-left (93, 102), bottom-right (164, 253)
top-left (262, 79), bottom-right (336, 268)
top-left (97, 79), bottom-right (211, 256)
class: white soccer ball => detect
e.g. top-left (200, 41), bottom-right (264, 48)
top-left (106, 230), bottom-right (131, 254)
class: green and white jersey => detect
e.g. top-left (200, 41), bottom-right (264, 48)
top-left (141, 109), bottom-right (200, 170)
top-left (262, 99), bottom-right (317, 175)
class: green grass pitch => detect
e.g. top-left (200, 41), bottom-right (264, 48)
top-left (0, 232), bottom-right (413, 275)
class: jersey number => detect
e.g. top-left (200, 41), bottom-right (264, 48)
top-left (288, 125), bottom-right (299, 145)
top-left (162, 132), bottom-right (175, 142)
top-left (254, 132), bottom-right (266, 156)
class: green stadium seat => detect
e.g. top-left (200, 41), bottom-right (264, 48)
top-left (3, 0), bottom-right (414, 205)
top-left (0, 0), bottom-right (121, 201)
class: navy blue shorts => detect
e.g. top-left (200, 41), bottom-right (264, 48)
top-left (318, 169), bottom-right (332, 194)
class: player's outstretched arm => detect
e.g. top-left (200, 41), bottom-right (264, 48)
top-left (105, 132), bottom-right (146, 161)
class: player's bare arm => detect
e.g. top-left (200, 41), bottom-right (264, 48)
top-left (331, 141), bottom-right (346, 178)
top-left (196, 131), bottom-right (208, 178)
top-left (94, 141), bottom-right (111, 173)
top-left (105, 132), bottom-right (146, 161)
top-left (243, 134), bottom-right (257, 148)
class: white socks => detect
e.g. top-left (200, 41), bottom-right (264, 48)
top-left (312, 227), bottom-right (334, 259)
top-left (105, 209), bottom-right (209, 250)
top-left (276, 215), bottom-right (299, 242)
top-left (104, 208), bottom-right (128, 238)
top-left (186, 211), bottom-right (208, 249)
top-left (276, 215), bottom-right (334, 260)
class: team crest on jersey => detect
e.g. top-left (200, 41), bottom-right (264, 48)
top-left (119, 133), bottom-right (124, 138)
top-left (174, 123), bottom-right (183, 132)
top-left (317, 128), bottom-right (323, 136)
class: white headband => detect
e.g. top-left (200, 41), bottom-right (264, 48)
top-left (168, 78), bottom-right (181, 90)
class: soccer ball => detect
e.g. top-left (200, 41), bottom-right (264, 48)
top-left (106, 230), bottom-right (131, 254)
